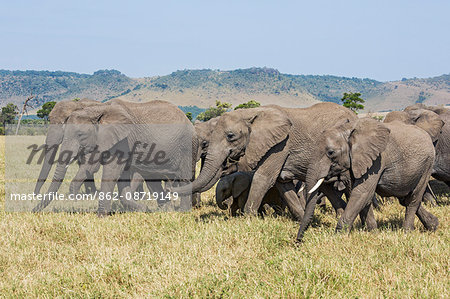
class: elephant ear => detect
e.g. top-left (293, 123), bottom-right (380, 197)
top-left (84, 105), bottom-right (133, 151)
top-left (348, 118), bottom-right (391, 179)
top-left (408, 110), bottom-right (444, 143)
top-left (240, 107), bottom-right (292, 169)
top-left (232, 172), bottom-right (251, 199)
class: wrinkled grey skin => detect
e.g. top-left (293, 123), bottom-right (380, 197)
top-left (297, 118), bottom-right (442, 242)
top-left (385, 104), bottom-right (449, 187)
top-left (33, 100), bottom-right (197, 215)
top-left (216, 172), bottom-right (286, 216)
top-left (34, 98), bottom-right (103, 194)
top-left (173, 102), bottom-right (371, 223)
top-left (194, 118), bottom-right (218, 166)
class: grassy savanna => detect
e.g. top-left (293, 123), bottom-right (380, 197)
top-left (0, 136), bottom-right (449, 297)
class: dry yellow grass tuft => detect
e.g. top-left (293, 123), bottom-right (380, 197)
top-left (0, 137), bottom-right (449, 297)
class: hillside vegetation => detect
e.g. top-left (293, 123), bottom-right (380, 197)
top-left (1, 68), bottom-right (449, 112)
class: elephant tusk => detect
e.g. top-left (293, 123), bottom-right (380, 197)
top-left (308, 178), bottom-right (324, 194)
top-left (298, 184), bottom-right (305, 193)
top-left (65, 157), bottom-right (77, 169)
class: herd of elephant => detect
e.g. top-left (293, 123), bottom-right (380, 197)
top-left (32, 98), bottom-right (449, 242)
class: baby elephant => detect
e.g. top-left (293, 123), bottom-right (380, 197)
top-left (216, 172), bottom-right (286, 216)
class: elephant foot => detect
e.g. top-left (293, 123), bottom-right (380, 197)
top-left (335, 208), bottom-right (344, 219)
top-left (335, 218), bottom-right (352, 233)
top-left (97, 211), bottom-right (110, 218)
top-left (365, 216), bottom-right (378, 231)
top-left (422, 192), bottom-right (437, 207)
top-left (416, 205), bottom-right (439, 231)
top-left (191, 193), bottom-right (201, 208)
top-left (243, 206), bottom-right (259, 217)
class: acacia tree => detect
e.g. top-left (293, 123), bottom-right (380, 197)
top-left (341, 92), bottom-right (365, 114)
top-left (37, 101), bottom-right (56, 123)
top-left (234, 100), bottom-right (261, 110)
top-left (197, 100), bottom-right (232, 121)
top-left (1, 103), bottom-right (19, 133)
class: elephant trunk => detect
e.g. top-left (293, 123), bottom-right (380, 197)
top-left (216, 196), bottom-right (229, 210)
top-left (296, 156), bottom-right (331, 242)
top-left (215, 181), bottom-right (229, 210)
top-left (296, 189), bottom-right (320, 242)
top-left (216, 191), bottom-right (228, 210)
top-left (34, 125), bottom-right (64, 194)
top-left (172, 146), bottom-right (228, 195)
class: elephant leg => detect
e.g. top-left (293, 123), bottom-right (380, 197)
top-left (192, 193), bottom-right (201, 208)
top-left (243, 147), bottom-right (288, 216)
top-left (145, 180), bottom-right (163, 193)
top-left (130, 172), bottom-right (145, 193)
top-left (336, 176), bottom-right (378, 233)
top-left (319, 183), bottom-right (347, 218)
top-left (243, 172), bottom-right (276, 216)
top-left (117, 172), bottom-right (148, 213)
top-left (316, 193), bottom-right (327, 212)
top-left (171, 180), bottom-right (192, 211)
top-left (402, 174), bottom-right (430, 231)
top-left (97, 163), bottom-right (125, 217)
top-left (69, 169), bottom-right (89, 195)
top-left (416, 204), bottom-right (439, 231)
top-left (275, 181), bottom-right (304, 221)
top-left (422, 185), bottom-right (437, 206)
top-left (372, 194), bottom-right (381, 210)
top-left (358, 204), bottom-right (377, 231)
top-left (230, 199), bottom-right (239, 216)
top-left (83, 173), bottom-right (97, 194)
top-left (272, 204), bottom-right (284, 216)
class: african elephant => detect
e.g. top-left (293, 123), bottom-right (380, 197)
top-left (172, 102), bottom-right (372, 223)
top-left (216, 172), bottom-right (286, 216)
top-left (296, 117), bottom-right (442, 242)
top-left (33, 100), bottom-right (197, 215)
top-left (386, 104), bottom-right (450, 186)
top-left (34, 98), bottom-right (102, 194)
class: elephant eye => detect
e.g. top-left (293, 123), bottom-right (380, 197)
top-left (201, 140), bottom-right (208, 148)
top-left (326, 149), bottom-right (336, 158)
top-left (226, 132), bottom-right (236, 141)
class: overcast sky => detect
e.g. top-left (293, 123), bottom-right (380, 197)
top-left (1, 0), bottom-right (449, 81)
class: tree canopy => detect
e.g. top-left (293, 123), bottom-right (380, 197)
top-left (341, 92), bottom-right (365, 114)
top-left (1, 103), bottom-right (19, 126)
top-left (234, 100), bottom-right (261, 110)
top-left (37, 101), bottom-right (56, 122)
top-left (196, 100), bottom-right (232, 121)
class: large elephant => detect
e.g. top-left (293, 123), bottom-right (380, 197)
top-left (34, 98), bottom-right (103, 194)
top-left (216, 172), bottom-right (286, 216)
top-left (385, 104), bottom-right (449, 186)
top-left (33, 100), bottom-right (197, 215)
top-left (296, 118), bottom-right (442, 242)
top-left (173, 102), bottom-right (371, 223)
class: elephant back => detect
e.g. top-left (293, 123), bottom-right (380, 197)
top-left (113, 99), bottom-right (191, 125)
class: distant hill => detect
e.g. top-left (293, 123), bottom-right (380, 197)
top-left (1, 68), bottom-right (449, 112)
top-left (0, 69), bottom-right (136, 108)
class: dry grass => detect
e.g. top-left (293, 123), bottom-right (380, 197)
top-left (0, 136), bottom-right (449, 298)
